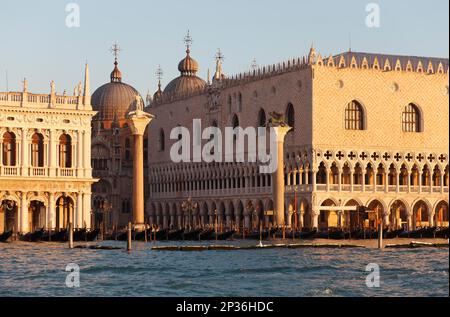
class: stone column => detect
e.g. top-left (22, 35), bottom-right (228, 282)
top-left (82, 193), bottom-right (92, 229)
top-left (83, 130), bottom-right (92, 178)
top-left (77, 130), bottom-right (83, 176)
top-left (76, 192), bottom-right (83, 229)
top-left (126, 110), bottom-right (154, 231)
top-left (21, 129), bottom-right (29, 176)
top-left (49, 130), bottom-right (57, 177)
top-left (407, 213), bottom-right (413, 231)
top-left (271, 125), bottom-right (292, 227)
top-left (47, 192), bottom-right (55, 230)
top-left (428, 211), bottom-right (435, 227)
top-left (312, 209), bottom-right (320, 229)
top-left (20, 192), bottom-right (29, 233)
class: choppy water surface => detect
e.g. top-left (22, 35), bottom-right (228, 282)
top-left (0, 241), bottom-right (448, 297)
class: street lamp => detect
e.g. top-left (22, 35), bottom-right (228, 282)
top-left (181, 197), bottom-right (198, 230)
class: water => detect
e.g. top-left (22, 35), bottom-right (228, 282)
top-left (0, 241), bottom-right (448, 297)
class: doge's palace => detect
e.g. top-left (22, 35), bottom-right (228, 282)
top-left (0, 64), bottom-right (97, 234)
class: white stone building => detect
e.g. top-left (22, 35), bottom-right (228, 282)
top-left (0, 65), bottom-right (97, 234)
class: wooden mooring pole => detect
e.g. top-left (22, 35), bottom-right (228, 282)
top-left (378, 221), bottom-right (384, 249)
top-left (127, 222), bottom-right (132, 251)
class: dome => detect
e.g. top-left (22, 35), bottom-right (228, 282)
top-left (164, 76), bottom-right (206, 95)
top-left (92, 61), bottom-right (142, 122)
top-left (164, 48), bottom-right (206, 96)
top-left (178, 50), bottom-right (199, 75)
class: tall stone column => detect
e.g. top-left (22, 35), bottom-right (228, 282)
top-left (312, 209), bottom-right (320, 229)
top-left (270, 125), bottom-right (292, 227)
top-left (82, 192), bottom-right (92, 229)
top-left (20, 192), bottom-right (29, 233)
top-left (126, 107), bottom-right (154, 231)
top-left (76, 192), bottom-right (83, 229)
top-left (47, 192), bottom-right (55, 230)
top-left (21, 129), bottom-right (29, 176)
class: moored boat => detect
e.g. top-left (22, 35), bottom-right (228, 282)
top-left (198, 229), bottom-right (214, 240)
top-left (84, 229), bottom-right (100, 242)
top-left (212, 230), bottom-right (235, 241)
top-left (183, 229), bottom-right (203, 241)
top-left (0, 231), bottom-right (12, 243)
top-left (435, 227), bottom-right (449, 239)
top-left (20, 229), bottom-right (45, 242)
top-left (167, 229), bottom-right (185, 241)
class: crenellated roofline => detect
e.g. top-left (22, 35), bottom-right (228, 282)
top-left (149, 49), bottom-right (449, 107)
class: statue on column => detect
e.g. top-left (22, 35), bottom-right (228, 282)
top-left (50, 80), bottom-right (55, 95)
top-left (22, 78), bottom-right (28, 93)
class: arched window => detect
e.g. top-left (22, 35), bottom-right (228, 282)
top-left (232, 114), bottom-right (240, 141)
top-left (59, 134), bottom-right (72, 168)
top-left (31, 133), bottom-right (44, 167)
top-left (159, 129), bottom-right (165, 151)
top-left (227, 96), bottom-right (232, 114)
top-left (257, 109), bottom-right (266, 127)
top-left (403, 103), bottom-right (422, 132)
top-left (2, 132), bottom-right (16, 166)
top-left (286, 103), bottom-right (295, 129)
top-left (237, 93), bottom-right (243, 112)
top-left (345, 100), bottom-right (365, 130)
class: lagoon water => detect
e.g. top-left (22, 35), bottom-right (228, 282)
top-left (0, 241), bottom-right (448, 297)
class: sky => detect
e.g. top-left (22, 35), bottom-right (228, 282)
top-left (0, 0), bottom-right (448, 96)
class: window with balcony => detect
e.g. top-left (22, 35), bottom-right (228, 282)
top-left (59, 134), bottom-right (72, 168)
top-left (2, 132), bottom-right (16, 166)
top-left (31, 133), bottom-right (44, 167)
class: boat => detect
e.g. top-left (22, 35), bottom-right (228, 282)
top-left (72, 228), bottom-right (87, 242)
top-left (133, 230), bottom-right (148, 241)
top-left (245, 228), bottom-right (278, 240)
top-left (198, 229), bottom-right (214, 240)
top-left (435, 227), bottom-right (449, 239)
top-left (48, 230), bottom-right (68, 242)
top-left (399, 227), bottom-right (437, 239)
top-left (84, 229), bottom-right (100, 242)
top-left (149, 229), bottom-right (169, 241)
top-left (385, 229), bottom-right (405, 239)
top-left (0, 231), bottom-right (12, 243)
top-left (212, 230), bottom-right (236, 241)
top-left (167, 229), bottom-right (185, 241)
top-left (183, 229), bottom-right (203, 241)
top-left (344, 229), bottom-right (363, 240)
top-left (299, 229), bottom-right (317, 240)
top-left (20, 229), bottom-right (45, 242)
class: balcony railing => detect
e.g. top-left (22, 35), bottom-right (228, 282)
top-left (0, 166), bottom-right (19, 176)
top-left (0, 166), bottom-right (77, 178)
top-left (30, 167), bottom-right (47, 177)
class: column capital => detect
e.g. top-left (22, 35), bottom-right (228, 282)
top-left (126, 110), bottom-right (155, 136)
top-left (268, 125), bottom-right (293, 142)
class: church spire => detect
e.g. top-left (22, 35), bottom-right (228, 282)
top-left (213, 48), bottom-right (226, 82)
top-left (110, 41), bottom-right (123, 83)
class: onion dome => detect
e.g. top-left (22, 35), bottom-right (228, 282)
top-left (178, 49), bottom-right (199, 75)
top-left (153, 82), bottom-right (163, 102)
top-left (110, 60), bottom-right (122, 82)
top-left (164, 32), bottom-right (206, 96)
top-left (92, 59), bottom-right (142, 123)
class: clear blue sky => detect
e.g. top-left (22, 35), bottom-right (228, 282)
top-left (0, 0), bottom-right (448, 96)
